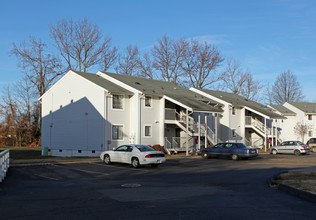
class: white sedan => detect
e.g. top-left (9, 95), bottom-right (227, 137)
top-left (100, 144), bottom-right (166, 168)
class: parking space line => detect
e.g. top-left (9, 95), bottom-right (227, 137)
top-left (33, 174), bottom-right (59, 181)
top-left (52, 164), bottom-right (110, 175)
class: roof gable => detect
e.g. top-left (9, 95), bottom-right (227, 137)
top-left (73, 71), bottom-right (133, 95)
top-left (287, 102), bottom-right (316, 114)
top-left (270, 105), bottom-right (296, 116)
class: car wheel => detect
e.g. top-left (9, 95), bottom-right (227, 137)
top-left (104, 154), bottom-right (111, 164)
top-left (201, 151), bottom-right (209, 159)
top-left (312, 147), bottom-right (316, 153)
top-left (231, 154), bottom-right (238, 160)
top-left (132, 157), bottom-right (140, 168)
top-left (271, 149), bottom-right (277, 155)
top-left (294, 150), bottom-right (300, 156)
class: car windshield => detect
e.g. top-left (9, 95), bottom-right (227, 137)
top-left (135, 145), bottom-right (155, 152)
top-left (296, 141), bottom-right (305, 145)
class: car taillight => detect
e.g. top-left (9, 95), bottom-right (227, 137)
top-left (301, 146), bottom-right (306, 149)
top-left (145, 154), bottom-right (152, 158)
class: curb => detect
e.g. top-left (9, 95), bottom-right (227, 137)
top-left (278, 183), bottom-right (316, 203)
top-left (269, 171), bottom-right (316, 203)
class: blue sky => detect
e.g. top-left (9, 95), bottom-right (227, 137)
top-left (1, 0), bottom-right (316, 101)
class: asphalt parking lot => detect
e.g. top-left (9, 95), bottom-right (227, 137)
top-left (1, 153), bottom-right (316, 220)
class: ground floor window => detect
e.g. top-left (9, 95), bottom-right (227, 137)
top-left (144, 125), bottom-right (152, 137)
top-left (112, 125), bottom-right (123, 140)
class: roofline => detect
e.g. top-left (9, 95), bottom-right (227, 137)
top-left (39, 70), bottom-right (112, 101)
top-left (191, 88), bottom-right (281, 118)
top-left (164, 96), bottom-right (193, 112)
top-left (189, 88), bottom-right (230, 106)
top-left (97, 71), bottom-right (142, 95)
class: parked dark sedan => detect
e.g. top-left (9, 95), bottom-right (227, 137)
top-left (201, 142), bottom-right (258, 160)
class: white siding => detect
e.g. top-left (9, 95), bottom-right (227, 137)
top-left (41, 71), bottom-right (107, 156)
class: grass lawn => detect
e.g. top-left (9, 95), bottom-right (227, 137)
top-left (276, 171), bottom-right (316, 195)
top-left (0, 146), bottom-right (44, 160)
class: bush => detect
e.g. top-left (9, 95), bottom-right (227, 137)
top-left (149, 144), bottom-right (167, 154)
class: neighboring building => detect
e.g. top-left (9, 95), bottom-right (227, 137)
top-left (40, 70), bottom-right (222, 157)
top-left (279, 102), bottom-right (316, 143)
top-left (269, 105), bottom-right (296, 143)
top-left (190, 88), bottom-right (283, 148)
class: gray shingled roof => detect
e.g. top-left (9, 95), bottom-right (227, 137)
top-left (73, 71), bottom-right (133, 95)
top-left (101, 72), bottom-right (222, 112)
top-left (288, 102), bottom-right (316, 114)
top-left (270, 105), bottom-right (296, 116)
top-left (197, 89), bottom-right (282, 118)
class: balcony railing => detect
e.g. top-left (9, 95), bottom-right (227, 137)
top-left (0, 150), bottom-right (10, 183)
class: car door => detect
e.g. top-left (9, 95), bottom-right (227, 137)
top-left (278, 142), bottom-right (288, 153)
top-left (112, 145), bottom-right (128, 163)
top-left (212, 143), bottom-right (224, 156)
top-left (123, 145), bottom-right (134, 163)
top-left (285, 141), bottom-right (296, 154)
top-left (222, 143), bottom-right (234, 156)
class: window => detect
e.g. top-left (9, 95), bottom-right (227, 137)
top-left (145, 96), bottom-right (152, 107)
top-left (144, 125), bottom-right (152, 137)
top-left (225, 144), bottom-right (233, 148)
top-left (112, 125), bottom-right (123, 140)
top-left (308, 115), bottom-right (312, 120)
top-left (232, 129), bottom-right (237, 137)
top-left (309, 131), bottom-right (313, 137)
top-left (113, 94), bottom-right (124, 109)
top-left (232, 107), bottom-right (236, 115)
top-left (232, 129), bottom-right (236, 137)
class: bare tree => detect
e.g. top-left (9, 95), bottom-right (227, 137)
top-left (182, 40), bottom-right (224, 89)
top-left (240, 72), bottom-right (262, 101)
top-left (50, 18), bottom-right (115, 72)
top-left (137, 52), bottom-right (154, 79)
top-left (271, 70), bottom-right (304, 105)
top-left (152, 35), bottom-right (187, 84)
top-left (11, 37), bottom-right (63, 97)
top-left (294, 122), bottom-right (312, 143)
top-left (100, 37), bottom-right (118, 72)
top-left (116, 45), bottom-right (140, 75)
top-left (221, 59), bottom-right (261, 100)
top-left (221, 59), bottom-right (247, 94)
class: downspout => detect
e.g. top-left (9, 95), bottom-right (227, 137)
top-left (264, 118), bottom-right (267, 152)
top-left (198, 112), bottom-right (201, 150)
top-left (186, 109), bottom-right (189, 156)
top-left (205, 113), bottom-right (207, 147)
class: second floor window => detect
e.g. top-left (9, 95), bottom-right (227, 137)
top-left (232, 107), bottom-right (236, 115)
top-left (232, 129), bottom-right (237, 137)
top-left (145, 96), bottom-right (152, 107)
top-left (113, 94), bottom-right (123, 109)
